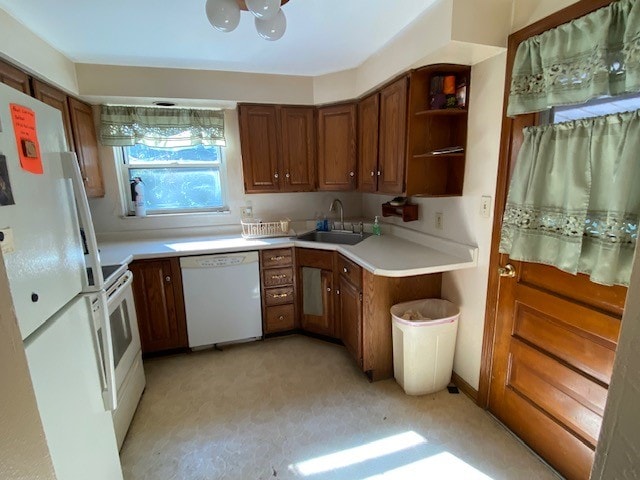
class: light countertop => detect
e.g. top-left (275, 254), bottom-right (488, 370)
top-left (97, 225), bottom-right (477, 278)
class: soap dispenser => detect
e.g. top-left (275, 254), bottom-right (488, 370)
top-left (372, 216), bottom-right (381, 236)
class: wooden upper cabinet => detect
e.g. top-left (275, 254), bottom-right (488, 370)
top-left (238, 104), bottom-right (281, 193)
top-left (317, 103), bottom-right (357, 191)
top-left (378, 76), bottom-right (408, 194)
top-left (0, 59), bottom-right (31, 94)
top-left (32, 79), bottom-right (74, 151)
top-left (279, 106), bottom-right (316, 192)
top-left (357, 93), bottom-right (380, 192)
top-left (68, 97), bottom-right (105, 198)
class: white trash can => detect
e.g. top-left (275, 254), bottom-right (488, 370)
top-left (391, 299), bottom-right (459, 395)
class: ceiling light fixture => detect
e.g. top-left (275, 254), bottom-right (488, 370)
top-left (205, 0), bottom-right (290, 41)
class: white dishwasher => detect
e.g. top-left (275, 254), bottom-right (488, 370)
top-left (180, 252), bottom-right (262, 348)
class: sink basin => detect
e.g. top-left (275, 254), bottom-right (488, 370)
top-left (297, 230), bottom-right (371, 245)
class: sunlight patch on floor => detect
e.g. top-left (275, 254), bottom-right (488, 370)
top-left (289, 431), bottom-right (427, 476)
top-left (361, 451), bottom-right (495, 479)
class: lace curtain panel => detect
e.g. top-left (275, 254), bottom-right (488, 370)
top-left (99, 105), bottom-right (226, 147)
top-left (499, 110), bottom-right (640, 286)
top-left (507, 0), bottom-right (640, 116)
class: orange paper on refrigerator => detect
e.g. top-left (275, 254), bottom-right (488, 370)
top-left (10, 103), bottom-right (43, 174)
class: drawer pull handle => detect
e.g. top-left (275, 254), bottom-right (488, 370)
top-left (278, 315), bottom-right (284, 321)
top-left (343, 267), bottom-right (348, 273)
top-left (272, 293), bottom-right (289, 299)
top-left (327, 287), bottom-right (331, 293)
top-left (271, 274), bottom-right (287, 280)
top-left (165, 276), bottom-right (171, 283)
top-left (269, 256), bottom-right (285, 261)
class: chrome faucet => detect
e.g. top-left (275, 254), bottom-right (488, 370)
top-left (329, 198), bottom-right (345, 231)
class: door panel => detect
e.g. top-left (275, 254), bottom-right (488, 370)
top-left (280, 106), bottom-right (315, 192)
top-left (317, 103), bottom-right (357, 191)
top-left (68, 97), bottom-right (105, 198)
top-left (32, 79), bottom-right (74, 151)
top-left (357, 93), bottom-right (379, 192)
top-left (484, 5), bottom-right (626, 479)
top-left (339, 276), bottom-right (362, 367)
top-left (238, 105), bottom-right (280, 192)
top-left (378, 76), bottom-right (407, 194)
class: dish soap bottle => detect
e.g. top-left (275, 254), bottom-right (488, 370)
top-left (372, 216), bottom-right (381, 236)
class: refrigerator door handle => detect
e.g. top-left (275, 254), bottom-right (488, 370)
top-left (61, 152), bottom-right (104, 291)
top-left (97, 291), bottom-right (118, 412)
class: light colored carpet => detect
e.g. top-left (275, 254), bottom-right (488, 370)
top-left (120, 335), bottom-right (560, 480)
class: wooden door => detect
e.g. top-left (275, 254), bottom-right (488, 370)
top-left (129, 258), bottom-right (188, 354)
top-left (317, 103), bottom-right (357, 191)
top-left (238, 104), bottom-right (281, 193)
top-left (32, 79), bottom-right (74, 151)
top-left (68, 97), bottom-right (105, 198)
top-left (378, 76), bottom-right (407, 194)
top-left (279, 106), bottom-right (316, 192)
top-left (299, 268), bottom-right (334, 336)
top-left (357, 93), bottom-right (379, 192)
top-left (481, 3), bottom-right (625, 479)
top-left (0, 59), bottom-right (31, 94)
top-left (338, 276), bottom-right (362, 367)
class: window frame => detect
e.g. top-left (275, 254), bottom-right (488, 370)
top-left (119, 144), bottom-right (229, 216)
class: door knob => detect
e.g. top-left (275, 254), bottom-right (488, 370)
top-left (165, 275), bottom-right (171, 283)
top-left (498, 264), bottom-right (516, 278)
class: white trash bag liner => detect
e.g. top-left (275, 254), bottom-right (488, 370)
top-left (391, 299), bottom-right (459, 395)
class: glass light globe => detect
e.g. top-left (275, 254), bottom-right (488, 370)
top-left (246, 0), bottom-right (281, 20)
top-left (205, 0), bottom-right (241, 33)
top-left (255, 8), bottom-right (286, 41)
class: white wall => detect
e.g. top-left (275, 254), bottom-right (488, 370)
top-left (592, 250), bottom-right (640, 478)
top-left (510, 0), bottom-right (580, 33)
top-left (89, 108), bottom-right (362, 236)
top-left (0, 9), bottom-right (78, 94)
top-left (362, 52), bottom-right (507, 389)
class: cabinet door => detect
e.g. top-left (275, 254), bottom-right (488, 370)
top-left (339, 276), bottom-right (363, 367)
top-left (68, 97), bottom-right (105, 198)
top-left (378, 76), bottom-right (408, 194)
top-left (280, 106), bottom-right (316, 192)
top-left (300, 267), bottom-right (334, 336)
top-left (32, 79), bottom-right (74, 151)
top-left (0, 59), bottom-right (31, 94)
top-left (239, 104), bottom-right (281, 192)
top-left (129, 258), bottom-right (188, 354)
top-left (317, 103), bottom-right (357, 191)
top-left (358, 93), bottom-right (379, 192)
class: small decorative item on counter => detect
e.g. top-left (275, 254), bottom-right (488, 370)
top-left (389, 196), bottom-right (408, 207)
top-left (130, 176), bottom-right (146, 217)
top-left (372, 216), bottom-right (382, 236)
top-left (315, 212), bottom-right (323, 231)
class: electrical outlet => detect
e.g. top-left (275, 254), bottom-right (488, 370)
top-left (480, 196), bottom-right (492, 218)
top-left (435, 212), bottom-right (443, 230)
top-left (241, 206), bottom-right (253, 220)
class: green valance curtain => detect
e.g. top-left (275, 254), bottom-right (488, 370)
top-left (99, 105), bottom-right (226, 147)
top-left (507, 0), bottom-right (640, 117)
top-left (499, 110), bottom-right (640, 286)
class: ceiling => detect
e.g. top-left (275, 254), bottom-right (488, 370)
top-left (0, 0), bottom-right (441, 76)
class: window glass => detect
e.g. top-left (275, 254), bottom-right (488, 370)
top-left (552, 93), bottom-right (640, 123)
top-left (122, 144), bottom-right (226, 215)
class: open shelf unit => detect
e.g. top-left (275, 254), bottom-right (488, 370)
top-left (405, 64), bottom-right (471, 197)
top-left (382, 202), bottom-right (419, 222)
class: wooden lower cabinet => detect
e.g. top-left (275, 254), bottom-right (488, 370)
top-left (260, 248), bottom-right (297, 334)
top-left (338, 274), bottom-right (363, 368)
top-left (296, 248), bottom-right (337, 337)
top-left (129, 258), bottom-right (188, 354)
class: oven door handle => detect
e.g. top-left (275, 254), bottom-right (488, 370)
top-left (107, 270), bottom-right (133, 301)
top-left (97, 290), bottom-right (118, 412)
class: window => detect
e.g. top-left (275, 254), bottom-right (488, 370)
top-left (550, 92), bottom-right (640, 123)
top-left (121, 143), bottom-right (227, 215)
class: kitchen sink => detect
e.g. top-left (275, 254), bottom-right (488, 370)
top-left (296, 230), bottom-right (371, 245)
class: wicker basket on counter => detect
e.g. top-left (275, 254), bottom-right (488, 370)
top-left (241, 219), bottom-right (291, 239)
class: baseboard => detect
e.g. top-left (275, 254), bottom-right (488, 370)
top-left (451, 371), bottom-right (478, 403)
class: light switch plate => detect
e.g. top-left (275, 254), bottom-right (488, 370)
top-left (480, 196), bottom-right (492, 218)
top-left (0, 227), bottom-right (15, 254)
top-left (435, 212), bottom-right (444, 230)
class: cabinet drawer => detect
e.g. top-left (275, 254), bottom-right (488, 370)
top-left (264, 286), bottom-right (295, 306)
top-left (263, 267), bottom-right (294, 287)
top-left (261, 248), bottom-right (293, 268)
top-left (338, 255), bottom-right (362, 289)
top-left (265, 304), bottom-right (295, 333)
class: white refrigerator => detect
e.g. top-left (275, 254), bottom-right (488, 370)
top-left (0, 83), bottom-right (123, 479)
